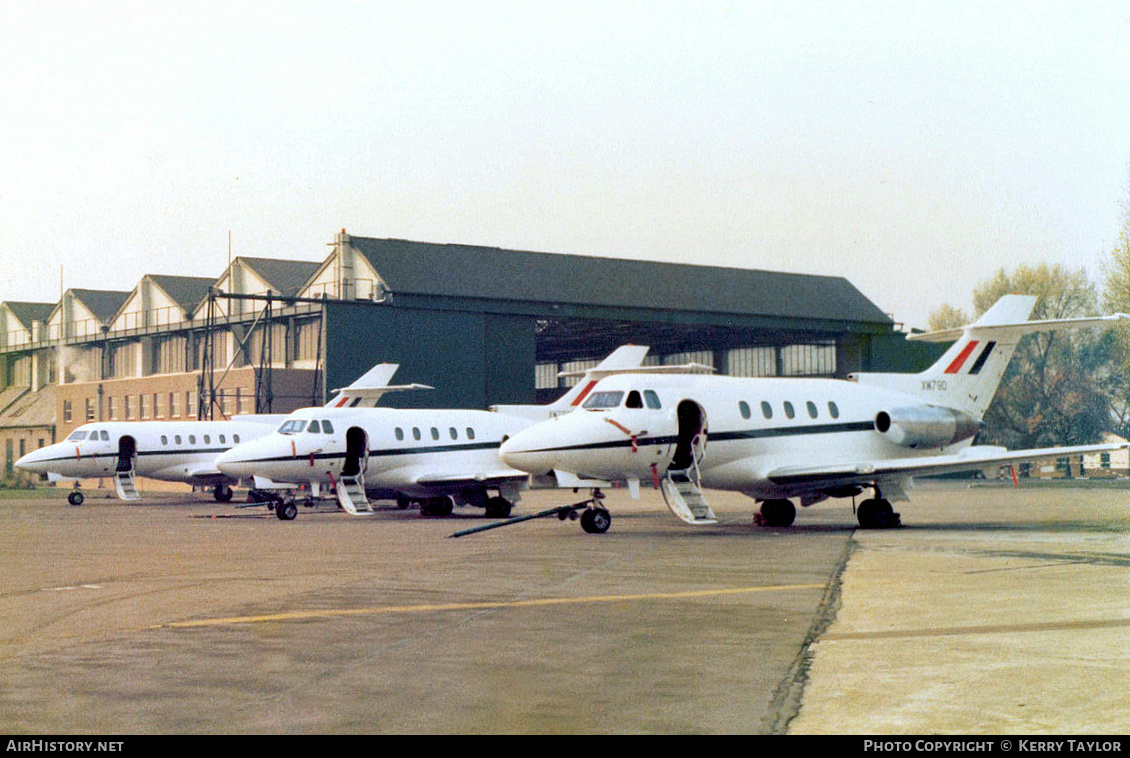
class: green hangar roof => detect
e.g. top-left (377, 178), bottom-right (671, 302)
top-left (349, 237), bottom-right (892, 330)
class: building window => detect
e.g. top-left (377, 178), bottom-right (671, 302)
top-left (63, 400), bottom-right (73, 423)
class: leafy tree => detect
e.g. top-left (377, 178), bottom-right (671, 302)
top-left (1099, 179), bottom-right (1130, 436)
top-left (926, 303), bottom-right (970, 332)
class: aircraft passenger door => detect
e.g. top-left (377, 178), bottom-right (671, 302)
top-left (342, 427), bottom-right (369, 478)
top-left (116, 436), bottom-right (137, 473)
top-left (337, 427), bottom-right (372, 515)
top-left (113, 436), bottom-right (141, 500)
top-left (668, 401), bottom-right (707, 473)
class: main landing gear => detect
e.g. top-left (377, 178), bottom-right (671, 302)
top-left (755, 498), bottom-right (796, 528)
top-left (212, 484), bottom-right (234, 503)
top-left (856, 489), bottom-right (901, 529)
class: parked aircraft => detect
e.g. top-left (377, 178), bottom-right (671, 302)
top-left (14, 363), bottom-right (424, 505)
top-left (213, 345), bottom-right (654, 520)
top-left (498, 295), bottom-right (1130, 533)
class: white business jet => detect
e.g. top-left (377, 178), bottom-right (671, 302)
top-left (15, 364), bottom-right (422, 505)
top-left (213, 345), bottom-right (653, 520)
top-left (498, 295), bottom-right (1130, 533)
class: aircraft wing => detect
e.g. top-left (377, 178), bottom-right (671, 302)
top-left (413, 470), bottom-right (530, 487)
top-left (766, 442), bottom-right (1127, 489)
top-left (181, 465), bottom-right (234, 486)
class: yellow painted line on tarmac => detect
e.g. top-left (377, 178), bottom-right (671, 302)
top-left (149, 583), bottom-right (827, 630)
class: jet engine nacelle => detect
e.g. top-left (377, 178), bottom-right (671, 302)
top-left (873, 405), bottom-right (982, 449)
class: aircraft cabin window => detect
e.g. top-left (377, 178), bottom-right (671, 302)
top-left (761, 401), bottom-right (773, 419)
top-left (322, 420), bottom-right (334, 434)
top-left (806, 401), bottom-right (818, 419)
top-left (413, 428), bottom-right (421, 441)
top-left (161, 435), bottom-right (168, 445)
top-left (220, 435), bottom-right (226, 444)
top-left (644, 390), bottom-right (661, 409)
top-left (395, 427), bottom-right (404, 441)
top-left (189, 435), bottom-right (196, 444)
top-left (204, 435), bottom-right (211, 444)
top-left (783, 402), bottom-right (795, 420)
top-left (233, 435), bottom-right (240, 444)
top-left (431, 427), bottom-right (439, 441)
top-left (583, 391), bottom-right (625, 409)
top-left (175, 435), bottom-right (182, 445)
top-left (449, 427), bottom-right (458, 440)
top-left (739, 401), bottom-right (751, 420)
top-left (101, 431), bottom-right (109, 441)
top-left (828, 401), bottom-right (840, 419)
top-left (466, 427), bottom-right (476, 440)
top-left (625, 390), bottom-right (643, 409)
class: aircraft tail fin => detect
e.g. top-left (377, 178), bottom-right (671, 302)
top-left (853, 294), bottom-right (1128, 418)
top-left (490, 345), bottom-right (651, 419)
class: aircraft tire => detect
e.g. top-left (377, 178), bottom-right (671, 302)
top-left (276, 501), bottom-right (298, 521)
top-left (580, 507), bottom-right (611, 534)
top-left (420, 496), bottom-right (454, 518)
top-left (857, 498), bottom-right (899, 529)
top-left (484, 496), bottom-right (512, 519)
top-left (760, 499), bottom-right (796, 527)
top-left (213, 485), bottom-right (234, 503)
top-left (68, 491), bottom-right (84, 506)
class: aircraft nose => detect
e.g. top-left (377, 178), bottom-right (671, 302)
top-left (15, 445), bottom-right (55, 474)
top-left (215, 437), bottom-right (289, 479)
top-left (499, 423), bottom-right (566, 475)
top-left (214, 445), bottom-right (254, 478)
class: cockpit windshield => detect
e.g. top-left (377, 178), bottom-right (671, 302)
top-left (66, 431), bottom-right (88, 441)
top-left (583, 391), bottom-right (624, 409)
top-left (278, 419), bottom-right (307, 435)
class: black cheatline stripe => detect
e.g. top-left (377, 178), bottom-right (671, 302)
top-left (228, 441), bottom-right (502, 466)
top-left (968, 341), bottom-right (996, 375)
top-left (519, 421), bottom-right (875, 455)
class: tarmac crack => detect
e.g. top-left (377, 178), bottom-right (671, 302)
top-left (765, 531), bottom-right (855, 735)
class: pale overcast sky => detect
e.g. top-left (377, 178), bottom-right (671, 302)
top-left (1, 0), bottom-right (1128, 329)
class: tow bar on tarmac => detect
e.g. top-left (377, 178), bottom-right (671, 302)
top-left (450, 491), bottom-right (612, 538)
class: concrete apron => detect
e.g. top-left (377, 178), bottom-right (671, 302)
top-left (789, 486), bottom-right (1130, 735)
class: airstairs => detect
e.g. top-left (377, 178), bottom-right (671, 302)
top-left (335, 474), bottom-right (373, 515)
top-left (113, 468), bottom-right (140, 500)
top-left (660, 454), bottom-right (716, 525)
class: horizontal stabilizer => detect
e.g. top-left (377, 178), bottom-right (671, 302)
top-left (909, 311), bottom-right (1130, 343)
top-left (325, 362), bottom-right (434, 408)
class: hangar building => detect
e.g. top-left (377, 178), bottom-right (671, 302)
top-left (0, 230), bottom-right (937, 478)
